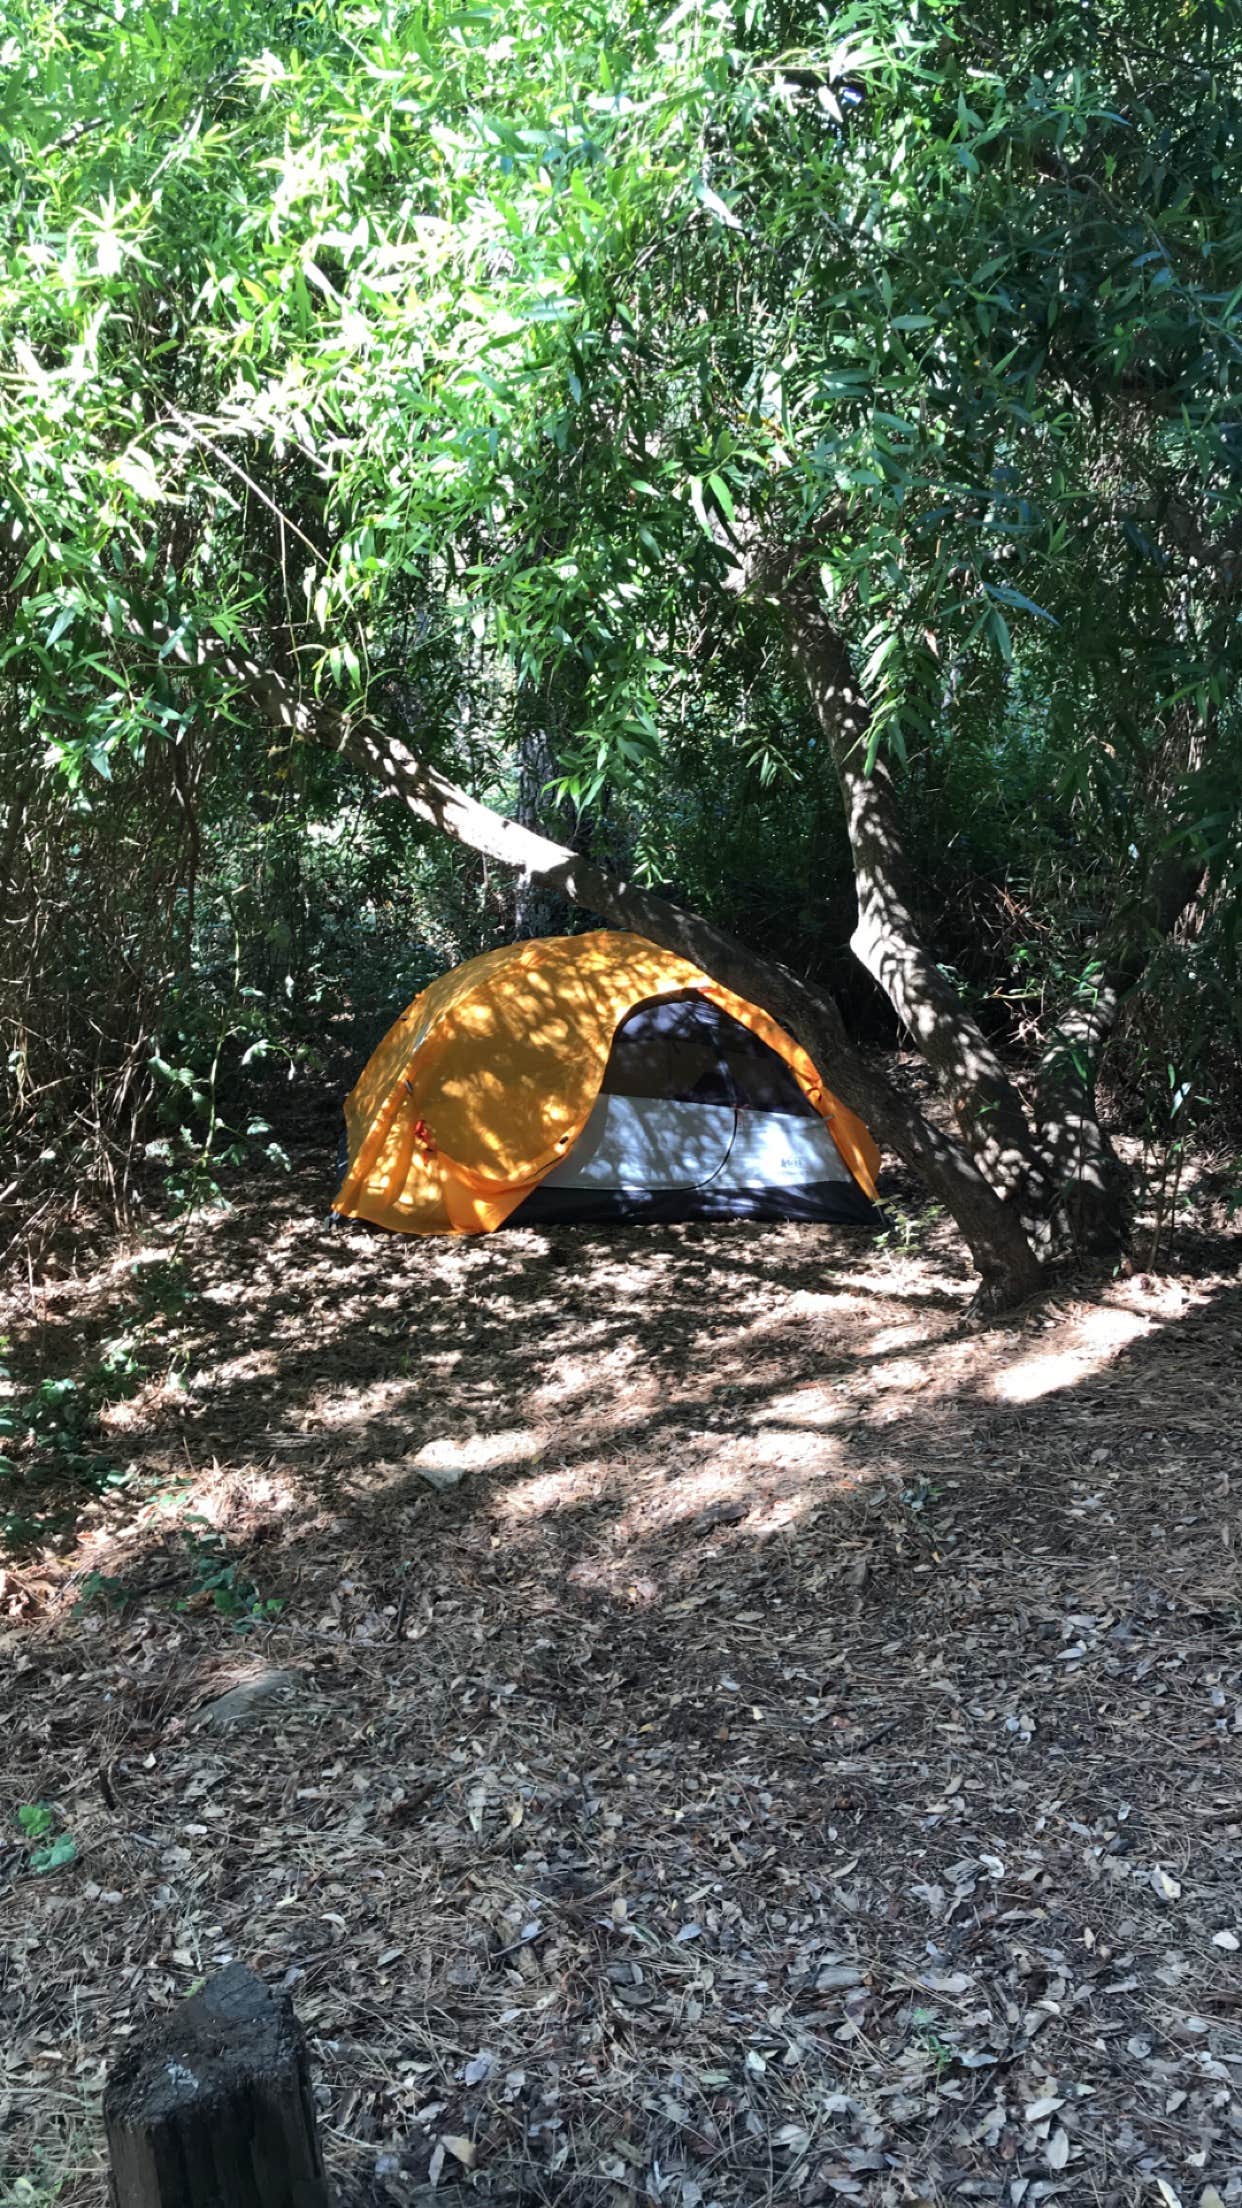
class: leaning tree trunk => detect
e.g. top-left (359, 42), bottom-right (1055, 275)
top-left (167, 626), bottom-right (1046, 1309)
top-left (775, 566), bottom-right (1055, 1235)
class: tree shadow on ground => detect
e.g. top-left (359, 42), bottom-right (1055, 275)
top-left (3, 1160), bottom-right (1241, 2208)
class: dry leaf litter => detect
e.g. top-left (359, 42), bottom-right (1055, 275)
top-left (1, 1152), bottom-right (1241, 2207)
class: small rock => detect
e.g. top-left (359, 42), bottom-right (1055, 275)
top-left (195, 1669), bottom-right (302, 1729)
top-left (414, 1464), bottom-right (465, 1493)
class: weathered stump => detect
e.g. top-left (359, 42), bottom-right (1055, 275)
top-left (104, 1963), bottom-right (331, 2208)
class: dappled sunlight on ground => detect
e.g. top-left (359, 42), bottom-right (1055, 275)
top-left (991, 1300), bottom-right (1158, 1403)
top-left (8, 1165), bottom-right (1234, 1589)
top-left (413, 1427), bottom-right (545, 1478)
top-left (3, 1152), bottom-right (1242, 2206)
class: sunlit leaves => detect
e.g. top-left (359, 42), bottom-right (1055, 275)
top-left (2, 0), bottom-right (1241, 878)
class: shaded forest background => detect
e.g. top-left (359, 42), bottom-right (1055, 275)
top-left (2, 0), bottom-right (1241, 1274)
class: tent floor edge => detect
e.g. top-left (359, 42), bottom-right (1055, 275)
top-left (505, 1179), bottom-right (883, 1230)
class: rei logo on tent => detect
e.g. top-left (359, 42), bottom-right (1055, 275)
top-left (333, 931), bottom-right (881, 1237)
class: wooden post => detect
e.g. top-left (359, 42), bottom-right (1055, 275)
top-left (104, 1963), bottom-right (332, 2208)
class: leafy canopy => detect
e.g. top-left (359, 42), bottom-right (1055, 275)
top-left (5, 0), bottom-right (1240, 809)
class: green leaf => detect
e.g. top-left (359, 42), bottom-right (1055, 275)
top-left (692, 176), bottom-right (742, 231)
top-left (111, 449), bottom-right (164, 502)
top-left (31, 1833), bottom-right (77, 1875)
top-left (983, 582), bottom-right (1058, 625)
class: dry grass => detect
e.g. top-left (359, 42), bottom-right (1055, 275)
top-left (2, 1152), bottom-right (1242, 2207)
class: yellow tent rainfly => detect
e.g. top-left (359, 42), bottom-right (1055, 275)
top-left (333, 930), bottom-right (882, 1237)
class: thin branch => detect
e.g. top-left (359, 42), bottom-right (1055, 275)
top-left (162, 405), bottom-right (328, 566)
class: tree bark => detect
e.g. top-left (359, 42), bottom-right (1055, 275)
top-left (173, 627), bottom-right (1045, 1308)
top-left (775, 567), bottom-right (1055, 1227)
top-left (513, 717), bottom-right (573, 940)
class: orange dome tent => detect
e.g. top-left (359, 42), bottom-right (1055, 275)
top-left (333, 930), bottom-right (881, 1237)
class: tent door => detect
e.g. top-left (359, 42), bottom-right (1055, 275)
top-left (540, 1092), bottom-right (739, 1191)
top-left (541, 993), bottom-right (739, 1192)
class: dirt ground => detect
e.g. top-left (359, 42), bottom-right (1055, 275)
top-left (2, 1151), bottom-right (1242, 2208)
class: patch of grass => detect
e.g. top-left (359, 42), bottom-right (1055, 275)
top-left (0, 1358), bottom-right (131, 1551)
top-left (901, 1476), bottom-right (943, 1514)
top-left (875, 1198), bottom-right (943, 1255)
top-left (74, 1524), bottom-right (287, 1628)
top-left (0, 2133), bottom-right (93, 2204)
top-left (1, 2174), bottom-right (64, 2206)
top-left (16, 1803), bottom-right (55, 1839)
top-left (910, 2008), bottom-right (955, 2076)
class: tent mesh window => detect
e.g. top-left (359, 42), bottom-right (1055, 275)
top-left (510, 992), bottom-right (878, 1228)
